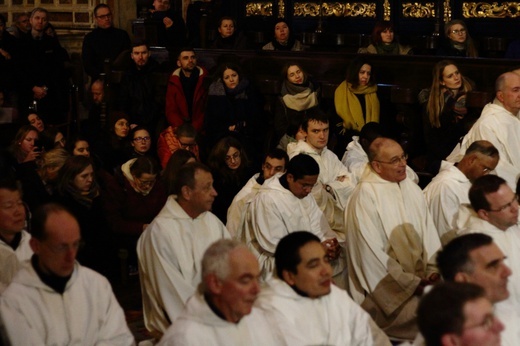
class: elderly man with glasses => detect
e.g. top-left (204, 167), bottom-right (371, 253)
top-left (345, 137), bottom-right (442, 341)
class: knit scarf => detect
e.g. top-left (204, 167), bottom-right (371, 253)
top-left (334, 81), bottom-right (379, 132)
top-left (281, 80), bottom-right (318, 111)
top-left (375, 42), bottom-right (399, 55)
top-left (65, 181), bottom-right (100, 209)
top-left (271, 36), bottom-right (296, 51)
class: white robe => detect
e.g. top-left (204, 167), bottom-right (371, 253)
top-left (245, 175), bottom-right (341, 282)
top-left (158, 291), bottom-right (282, 346)
top-left (341, 136), bottom-right (419, 185)
top-left (0, 230), bottom-right (32, 293)
top-left (455, 205), bottom-right (520, 309)
top-left (447, 100), bottom-right (520, 188)
top-left (0, 261), bottom-right (134, 346)
top-left (345, 165), bottom-right (441, 340)
top-left (287, 140), bottom-right (355, 239)
top-left (226, 173), bottom-right (261, 239)
top-left (423, 162), bottom-right (471, 245)
top-left (256, 278), bottom-right (391, 346)
top-left (137, 196), bottom-right (230, 336)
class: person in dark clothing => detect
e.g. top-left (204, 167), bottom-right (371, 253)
top-left (81, 4), bottom-right (131, 81)
top-left (437, 19), bottom-right (478, 58)
top-left (211, 16), bottom-right (248, 50)
top-left (149, 0), bottom-right (187, 49)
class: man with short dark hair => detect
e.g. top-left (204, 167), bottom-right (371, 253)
top-left (0, 179), bottom-right (31, 292)
top-left (256, 231), bottom-right (391, 346)
top-left (287, 110), bottom-right (355, 237)
top-left (227, 149), bottom-right (289, 238)
top-left (417, 282), bottom-right (503, 346)
top-left (0, 203), bottom-right (134, 345)
top-left (165, 48), bottom-right (207, 132)
top-left (424, 140), bottom-right (499, 244)
top-left (455, 174), bottom-right (520, 306)
top-left (157, 123), bottom-right (200, 169)
top-left (81, 4), bottom-right (131, 80)
top-left (118, 40), bottom-right (164, 131)
top-left (158, 239), bottom-right (278, 345)
top-left (245, 154), bottom-right (344, 284)
top-left (448, 71), bottom-right (520, 188)
top-left (7, 12), bottom-right (30, 38)
top-left (438, 234), bottom-right (520, 345)
top-left (137, 162), bottom-right (230, 338)
top-left (345, 137), bottom-right (441, 340)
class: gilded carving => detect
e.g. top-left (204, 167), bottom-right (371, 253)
top-left (402, 2), bottom-right (435, 18)
top-left (462, 2), bottom-right (520, 18)
top-left (383, 0), bottom-right (391, 20)
top-left (444, 0), bottom-right (452, 22)
top-left (278, 0), bottom-right (285, 17)
top-left (293, 2), bottom-right (376, 17)
top-left (245, 2), bottom-right (273, 16)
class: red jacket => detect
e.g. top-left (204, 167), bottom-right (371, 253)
top-left (157, 126), bottom-right (200, 169)
top-left (165, 66), bottom-right (208, 132)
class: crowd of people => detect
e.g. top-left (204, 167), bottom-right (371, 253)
top-left (1, 4), bottom-right (520, 346)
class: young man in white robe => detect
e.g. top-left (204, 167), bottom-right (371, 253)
top-left (287, 110), bottom-right (355, 238)
top-left (345, 137), bottom-right (441, 340)
top-left (423, 140), bottom-right (499, 245)
top-left (454, 175), bottom-right (520, 307)
top-left (417, 282), bottom-right (504, 346)
top-left (0, 179), bottom-right (32, 292)
top-left (256, 231), bottom-right (391, 346)
top-left (245, 154), bottom-right (344, 285)
top-left (447, 72), bottom-right (520, 189)
top-left (0, 203), bottom-right (134, 345)
top-left (226, 149), bottom-right (288, 239)
top-left (137, 162), bottom-right (230, 339)
top-left (437, 234), bottom-right (520, 346)
top-left (158, 239), bottom-right (281, 345)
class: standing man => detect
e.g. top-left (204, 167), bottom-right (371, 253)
top-left (0, 203), bottom-right (134, 345)
top-left (448, 72), bottom-right (520, 188)
top-left (82, 4), bottom-right (131, 81)
top-left (345, 137), bottom-right (441, 340)
top-left (158, 239), bottom-right (279, 345)
top-left (424, 140), bottom-right (499, 244)
top-left (256, 231), bottom-right (391, 346)
top-left (137, 162), bottom-right (230, 338)
top-left (0, 179), bottom-right (32, 292)
top-left (437, 234), bottom-right (520, 345)
top-left (287, 111), bottom-right (355, 237)
top-left (165, 48), bottom-right (207, 132)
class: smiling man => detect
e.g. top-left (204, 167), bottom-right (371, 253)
top-left (137, 162), bottom-right (230, 339)
top-left (158, 239), bottom-right (279, 345)
top-left (0, 203), bottom-right (134, 345)
top-left (245, 154), bottom-right (344, 284)
top-left (287, 110), bottom-right (355, 239)
top-left (345, 137), bottom-right (442, 340)
top-left (256, 231), bottom-right (391, 346)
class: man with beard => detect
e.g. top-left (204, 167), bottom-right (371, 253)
top-left (165, 48), bottom-right (208, 132)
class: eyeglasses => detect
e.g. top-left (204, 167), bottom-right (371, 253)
top-left (225, 151), bottom-right (240, 163)
top-left (96, 13), bottom-right (112, 20)
top-left (487, 195), bottom-right (519, 212)
top-left (134, 176), bottom-right (156, 187)
top-left (373, 153), bottom-right (408, 167)
top-left (179, 141), bottom-right (196, 149)
top-left (133, 136), bottom-right (150, 143)
top-left (451, 29), bottom-right (466, 35)
top-left (464, 313), bottom-right (496, 331)
top-left (43, 240), bottom-right (82, 254)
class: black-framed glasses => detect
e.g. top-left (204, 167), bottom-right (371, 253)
top-left (373, 153), bottom-right (408, 167)
top-left (179, 141), bottom-right (196, 149)
top-left (464, 313), bottom-right (496, 331)
top-left (487, 195), bottom-right (519, 213)
top-left (225, 151), bottom-right (240, 163)
top-left (96, 13), bottom-right (112, 20)
top-left (133, 136), bottom-right (150, 143)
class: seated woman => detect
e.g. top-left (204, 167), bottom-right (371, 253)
top-left (358, 21), bottom-right (412, 55)
top-left (157, 123), bottom-right (200, 169)
top-left (437, 19), bottom-right (478, 58)
top-left (8, 125), bottom-right (41, 166)
top-left (204, 62), bottom-right (264, 163)
top-left (334, 58), bottom-right (380, 147)
top-left (39, 127), bottom-right (66, 151)
top-left (275, 62), bottom-right (320, 142)
top-left (27, 112), bottom-right (45, 132)
top-left (126, 126), bottom-right (157, 162)
top-left (56, 156), bottom-right (116, 278)
top-left (207, 136), bottom-right (253, 224)
top-left (420, 60), bottom-right (474, 173)
top-left (102, 155), bottom-right (167, 268)
top-left (66, 134), bottom-right (91, 158)
top-left (262, 19), bottom-right (303, 51)
top-left (93, 112), bottom-right (131, 175)
top-left (211, 16), bottom-right (248, 50)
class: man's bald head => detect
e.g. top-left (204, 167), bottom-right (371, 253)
top-left (369, 138), bottom-right (407, 183)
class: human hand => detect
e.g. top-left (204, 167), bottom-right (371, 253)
top-left (163, 17), bottom-right (173, 28)
top-left (32, 86), bottom-right (47, 100)
top-left (322, 238), bottom-right (340, 260)
top-left (0, 48), bottom-right (11, 60)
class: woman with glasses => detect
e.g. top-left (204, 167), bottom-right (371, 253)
top-left (56, 155), bottom-right (116, 278)
top-left (207, 136), bottom-right (253, 224)
top-left (437, 19), bottom-right (478, 58)
top-left (125, 126), bottom-right (160, 165)
top-left (420, 60), bottom-right (474, 173)
top-left (103, 155), bottom-right (167, 271)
